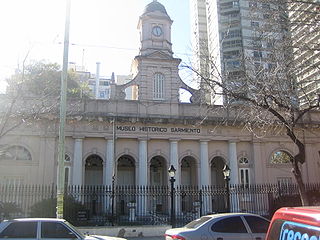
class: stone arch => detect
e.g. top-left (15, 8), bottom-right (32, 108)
top-left (83, 151), bottom-right (105, 165)
top-left (116, 151), bottom-right (138, 165)
top-left (180, 156), bottom-right (198, 186)
top-left (117, 154), bottom-right (136, 186)
top-left (179, 151), bottom-right (200, 165)
top-left (84, 154), bottom-right (103, 185)
top-left (149, 155), bottom-right (168, 186)
top-left (210, 156), bottom-right (226, 186)
top-left (209, 152), bottom-right (228, 166)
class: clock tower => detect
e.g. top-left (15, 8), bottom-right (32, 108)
top-left (111, 0), bottom-right (197, 103)
top-left (138, 0), bottom-right (173, 57)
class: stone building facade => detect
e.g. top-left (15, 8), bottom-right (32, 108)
top-left (1, 0), bottom-right (320, 192)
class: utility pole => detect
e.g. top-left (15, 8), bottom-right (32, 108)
top-left (56, 0), bottom-right (71, 219)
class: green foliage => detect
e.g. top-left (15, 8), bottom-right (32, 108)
top-left (0, 202), bottom-right (22, 219)
top-left (30, 195), bottom-right (87, 224)
top-left (6, 60), bottom-right (87, 98)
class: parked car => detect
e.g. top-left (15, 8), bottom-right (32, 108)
top-left (0, 218), bottom-right (125, 240)
top-left (165, 213), bottom-right (270, 240)
top-left (265, 207), bottom-right (320, 240)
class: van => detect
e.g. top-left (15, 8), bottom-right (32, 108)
top-left (265, 207), bottom-right (320, 240)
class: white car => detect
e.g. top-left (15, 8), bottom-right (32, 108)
top-left (0, 218), bottom-right (125, 240)
top-left (165, 213), bottom-right (270, 240)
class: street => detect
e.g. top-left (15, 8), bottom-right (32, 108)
top-left (127, 238), bottom-right (163, 240)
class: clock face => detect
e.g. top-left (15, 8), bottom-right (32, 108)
top-left (152, 26), bottom-right (163, 37)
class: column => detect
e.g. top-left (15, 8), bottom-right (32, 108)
top-left (72, 138), bottom-right (83, 186)
top-left (138, 138), bottom-right (148, 216)
top-left (104, 138), bottom-right (115, 214)
top-left (200, 140), bottom-right (210, 186)
top-left (228, 140), bottom-right (239, 212)
top-left (138, 139), bottom-right (148, 186)
top-left (200, 140), bottom-right (211, 214)
top-left (170, 140), bottom-right (180, 186)
top-left (252, 141), bottom-right (262, 184)
top-left (104, 139), bottom-right (115, 186)
top-left (228, 141), bottom-right (239, 185)
top-left (170, 139), bottom-right (180, 215)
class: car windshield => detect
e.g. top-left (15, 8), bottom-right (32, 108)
top-left (185, 216), bottom-right (212, 229)
top-left (64, 221), bottom-right (85, 238)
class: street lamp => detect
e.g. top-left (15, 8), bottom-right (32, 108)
top-left (168, 165), bottom-right (176, 227)
top-left (223, 164), bottom-right (231, 212)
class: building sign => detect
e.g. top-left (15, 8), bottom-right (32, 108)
top-left (116, 125), bottom-right (201, 134)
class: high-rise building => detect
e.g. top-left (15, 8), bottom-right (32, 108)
top-left (288, 0), bottom-right (320, 107)
top-left (190, 0), bottom-right (288, 104)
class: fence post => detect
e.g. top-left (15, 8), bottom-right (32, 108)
top-left (199, 189), bottom-right (202, 217)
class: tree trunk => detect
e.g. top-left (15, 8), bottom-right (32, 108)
top-left (286, 129), bottom-right (309, 205)
top-left (292, 161), bottom-right (309, 206)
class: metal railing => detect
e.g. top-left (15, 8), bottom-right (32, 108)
top-left (1, 183), bottom-right (319, 226)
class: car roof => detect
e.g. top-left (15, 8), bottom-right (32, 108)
top-left (4, 218), bottom-right (66, 223)
top-left (272, 207), bottom-right (320, 226)
top-left (206, 212), bottom-right (266, 219)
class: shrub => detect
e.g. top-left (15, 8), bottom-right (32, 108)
top-left (30, 195), bottom-right (87, 224)
top-left (269, 190), bottom-right (320, 216)
top-left (0, 202), bottom-right (22, 219)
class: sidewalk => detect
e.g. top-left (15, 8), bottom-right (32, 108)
top-left (79, 225), bottom-right (170, 239)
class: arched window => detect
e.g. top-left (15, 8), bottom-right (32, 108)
top-left (271, 150), bottom-right (292, 164)
top-left (153, 73), bottom-right (164, 100)
top-left (238, 156), bottom-right (250, 187)
top-left (2, 146), bottom-right (32, 161)
top-left (239, 156), bottom-right (249, 165)
top-left (65, 154), bottom-right (71, 162)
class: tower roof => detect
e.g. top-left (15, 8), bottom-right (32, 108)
top-left (143, 0), bottom-right (168, 16)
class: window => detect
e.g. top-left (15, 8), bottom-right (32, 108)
top-left (153, 73), bottom-right (164, 100)
top-left (223, 50), bottom-right (240, 59)
top-left (64, 167), bottom-right (70, 186)
top-left (41, 222), bottom-right (76, 238)
top-left (0, 222), bottom-right (37, 238)
top-left (253, 51), bottom-right (263, 58)
top-left (263, 13), bottom-right (271, 19)
top-left (222, 39), bottom-right (242, 48)
top-left (99, 91), bottom-right (106, 98)
top-left (65, 154), bottom-right (71, 162)
top-left (221, 29), bottom-right (241, 39)
top-left (271, 151), bottom-right (292, 164)
top-left (244, 216), bottom-right (270, 233)
top-left (249, 2), bottom-right (257, 8)
top-left (100, 81), bottom-right (109, 86)
top-left (239, 168), bottom-right (250, 186)
top-left (261, 3), bottom-right (270, 9)
top-left (1, 146), bottom-right (32, 161)
top-left (211, 217), bottom-right (247, 233)
top-left (239, 156), bottom-right (249, 165)
top-left (251, 21), bottom-right (260, 28)
top-left (226, 61), bottom-right (240, 68)
top-left (185, 216), bottom-right (211, 229)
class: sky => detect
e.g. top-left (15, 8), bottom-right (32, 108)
top-left (0, 0), bottom-right (193, 93)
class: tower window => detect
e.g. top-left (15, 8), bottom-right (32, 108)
top-left (153, 73), bottom-right (164, 100)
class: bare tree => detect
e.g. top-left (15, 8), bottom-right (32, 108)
top-left (186, 0), bottom-right (320, 205)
